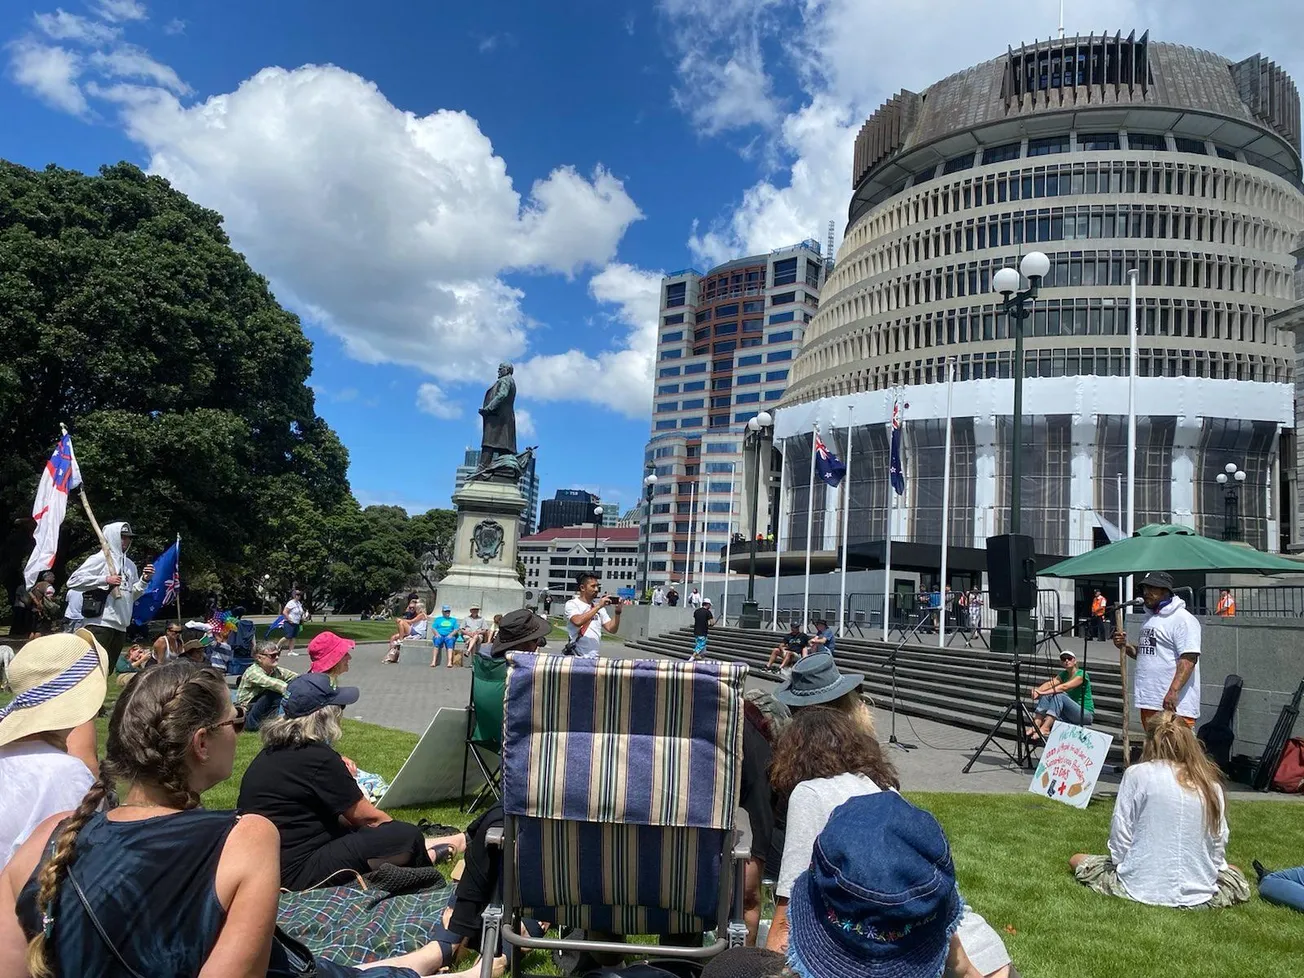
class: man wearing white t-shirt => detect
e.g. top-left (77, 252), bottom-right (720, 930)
top-left (1113, 570), bottom-right (1201, 728)
top-left (565, 572), bottom-right (621, 658)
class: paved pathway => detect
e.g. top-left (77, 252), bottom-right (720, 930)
top-left (328, 638), bottom-right (1297, 799)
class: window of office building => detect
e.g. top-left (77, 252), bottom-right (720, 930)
top-left (682, 397), bottom-right (704, 409)
top-left (766, 351), bottom-right (792, 364)
top-left (766, 368), bottom-right (790, 381)
top-left (681, 416), bottom-right (703, 428)
top-left (656, 401), bottom-right (677, 413)
top-left (806, 260), bottom-right (823, 288)
top-left (1127, 132), bottom-right (1166, 151)
top-left (714, 340), bottom-right (737, 354)
top-left (716, 303), bottom-right (739, 318)
top-left (661, 330), bottom-right (683, 343)
top-left (983, 142), bottom-right (1020, 164)
top-left (769, 330), bottom-right (794, 343)
top-left (737, 372), bottom-right (762, 385)
top-left (742, 319), bottom-right (764, 333)
top-left (660, 349), bottom-right (681, 360)
top-left (665, 282), bottom-right (686, 307)
top-left (736, 391), bottom-right (761, 404)
top-left (743, 300), bottom-right (764, 313)
top-left (1173, 137), bottom-right (1207, 155)
top-left (772, 257), bottom-right (798, 286)
top-left (683, 379), bottom-right (706, 391)
top-left (943, 152), bottom-right (975, 173)
top-left (655, 419), bottom-right (676, 430)
top-left (715, 322), bottom-right (738, 335)
top-left (663, 313), bottom-right (684, 325)
top-left (771, 291), bottom-right (796, 306)
top-left (658, 366), bottom-right (681, 377)
top-left (1077, 132), bottom-right (1119, 151)
top-left (684, 362), bottom-right (707, 375)
top-left (696, 310), bottom-right (709, 323)
top-left (769, 310), bottom-right (795, 324)
top-left (735, 410), bottom-right (759, 424)
top-left (1028, 135), bottom-right (1070, 156)
top-left (657, 383), bottom-right (679, 394)
top-left (738, 354), bottom-right (762, 366)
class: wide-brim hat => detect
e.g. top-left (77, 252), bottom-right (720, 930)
top-left (775, 651), bottom-right (862, 708)
top-left (307, 631), bottom-right (355, 673)
top-left (0, 630), bottom-right (108, 748)
top-left (493, 609), bottom-right (550, 653)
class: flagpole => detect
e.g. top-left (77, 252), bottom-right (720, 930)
top-left (723, 461), bottom-right (736, 625)
top-left (837, 407), bottom-right (854, 637)
top-left (882, 399), bottom-right (895, 642)
top-left (1126, 268), bottom-right (1139, 617)
top-left (174, 533), bottom-right (183, 622)
top-left (803, 424), bottom-right (817, 631)
top-left (939, 361), bottom-right (955, 649)
top-left (772, 438), bottom-right (787, 631)
top-left (686, 480), bottom-right (696, 589)
top-left (700, 474), bottom-right (710, 586)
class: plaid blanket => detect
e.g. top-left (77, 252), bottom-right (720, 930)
top-left (278, 878), bottom-right (456, 963)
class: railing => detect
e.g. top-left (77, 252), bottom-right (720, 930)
top-left (1198, 585), bottom-right (1304, 619)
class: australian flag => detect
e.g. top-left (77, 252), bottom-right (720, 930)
top-left (813, 427), bottom-right (847, 488)
top-left (132, 538), bottom-right (181, 626)
top-left (889, 401), bottom-right (906, 496)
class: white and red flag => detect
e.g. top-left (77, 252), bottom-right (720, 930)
top-left (23, 432), bottom-right (82, 588)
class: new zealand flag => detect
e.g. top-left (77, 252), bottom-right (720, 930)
top-left (813, 428), bottom-right (846, 488)
top-left (889, 401), bottom-right (906, 496)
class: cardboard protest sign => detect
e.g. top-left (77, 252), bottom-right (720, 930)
top-left (1029, 722), bottom-right (1113, 809)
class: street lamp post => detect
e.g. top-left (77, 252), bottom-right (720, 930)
top-left (740, 411), bottom-right (774, 628)
top-left (1216, 462), bottom-right (1247, 542)
top-left (990, 251), bottom-right (1049, 655)
top-left (592, 505), bottom-right (604, 579)
top-left (640, 473), bottom-right (657, 599)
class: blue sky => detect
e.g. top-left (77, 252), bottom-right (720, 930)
top-left (4, 0), bottom-right (1299, 517)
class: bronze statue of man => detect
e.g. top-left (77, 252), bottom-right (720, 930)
top-left (478, 361), bottom-right (516, 466)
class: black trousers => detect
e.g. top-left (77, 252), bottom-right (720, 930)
top-left (86, 625), bottom-right (127, 673)
top-left (285, 820), bottom-right (431, 891)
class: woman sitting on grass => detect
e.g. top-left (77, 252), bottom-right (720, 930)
top-left (0, 660), bottom-right (499, 977)
top-left (237, 672), bottom-right (465, 891)
top-left (1070, 710), bottom-right (1250, 908)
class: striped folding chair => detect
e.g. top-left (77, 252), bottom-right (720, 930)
top-left (480, 653), bottom-right (750, 977)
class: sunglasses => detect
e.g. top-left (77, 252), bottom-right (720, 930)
top-left (209, 706), bottom-right (246, 733)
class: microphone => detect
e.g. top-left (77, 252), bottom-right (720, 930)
top-left (1106, 597), bottom-right (1145, 612)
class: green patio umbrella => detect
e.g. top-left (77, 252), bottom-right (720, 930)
top-left (1040, 523), bottom-right (1304, 578)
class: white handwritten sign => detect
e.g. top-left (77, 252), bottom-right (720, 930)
top-left (1029, 723), bottom-right (1113, 809)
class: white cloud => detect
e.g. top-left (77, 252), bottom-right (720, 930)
top-left (665, 0), bottom-right (1304, 263)
top-left (520, 262), bottom-right (663, 418)
top-left (163, 18), bottom-right (185, 36)
top-left (516, 407), bottom-right (537, 440)
top-left (92, 0), bottom-right (148, 23)
top-left (82, 64), bottom-right (642, 389)
top-left (416, 382), bottom-right (463, 420)
top-left (8, 40), bottom-right (86, 114)
top-left (33, 9), bottom-right (119, 45)
top-left (89, 43), bottom-right (189, 93)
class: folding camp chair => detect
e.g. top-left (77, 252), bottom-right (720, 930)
top-left (481, 653), bottom-right (751, 977)
top-left (460, 652), bottom-right (506, 813)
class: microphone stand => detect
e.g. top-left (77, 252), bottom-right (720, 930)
top-left (880, 626), bottom-right (918, 752)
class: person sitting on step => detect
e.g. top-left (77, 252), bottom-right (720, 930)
top-left (1070, 711), bottom-right (1250, 908)
top-left (765, 622), bottom-right (810, 673)
top-left (1025, 650), bottom-right (1094, 741)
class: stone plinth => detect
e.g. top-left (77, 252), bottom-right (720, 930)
top-left (437, 477), bottom-right (526, 620)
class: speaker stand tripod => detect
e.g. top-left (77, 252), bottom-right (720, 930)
top-left (963, 613), bottom-right (1037, 773)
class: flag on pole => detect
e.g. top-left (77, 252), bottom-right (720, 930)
top-left (23, 433), bottom-right (82, 588)
top-left (889, 400), bottom-right (906, 496)
top-left (131, 538), bottom-right (181, 626)
top-left (813, 428), bottom-right (847, 488)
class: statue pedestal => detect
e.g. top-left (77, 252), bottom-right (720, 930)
top-left (437, 478), bottom-right (526, 621)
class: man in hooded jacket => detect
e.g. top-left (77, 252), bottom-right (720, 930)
top-left (65, 521), bottom-right (154, 672)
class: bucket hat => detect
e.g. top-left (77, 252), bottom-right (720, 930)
top-left (307, 631), bottom-right (355, 673)
top-left (774, 651), bottom-right (863, 708)
top-left (282, 672), bottom-right (360, 719)
top-left (787, 792), bottom-right (963, 978)
top-left (0, 630), bottom-right (108, 748)
top-left (492, 609), bottom-right (550, 654)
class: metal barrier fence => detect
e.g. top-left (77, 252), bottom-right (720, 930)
top-left (1197, 585), bottom-right (1304, 618)
top-left (715, 588), bottom-right (1069, 648)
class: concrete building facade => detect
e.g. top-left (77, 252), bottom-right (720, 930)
top-left (641, 240), bottom-right (828, 589)
top-left (519, 526), bottom-right (641, 598)
top-left (774, 32), bottom-right (1304, 581)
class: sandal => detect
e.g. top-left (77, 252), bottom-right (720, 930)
top-left (428, 843), bottom-right (457, 864)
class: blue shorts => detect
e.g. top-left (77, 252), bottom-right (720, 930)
top-left (693, 636), bottom-right (708, 655)
top-left (433, 633), bottom-right (457, 650)
top-left (283, 623), bottom-right (300, 639)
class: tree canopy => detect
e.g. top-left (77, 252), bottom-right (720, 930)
top-left (0, 160), bottom-right (452, 612)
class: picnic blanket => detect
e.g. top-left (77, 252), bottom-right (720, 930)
top-left (278, 877), bottom-right (455, 963)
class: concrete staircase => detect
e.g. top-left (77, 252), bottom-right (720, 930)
top-left (625, 626), bottom-right (1143, 758)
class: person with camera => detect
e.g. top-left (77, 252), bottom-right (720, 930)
top-left (564, 572), bottom-right (621, 658)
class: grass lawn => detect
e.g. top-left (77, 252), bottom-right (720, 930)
top-left (11, 686), bottom-right (1299, 978)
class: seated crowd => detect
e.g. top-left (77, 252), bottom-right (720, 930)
top-left (0, 612), bottom-right (1292, 978)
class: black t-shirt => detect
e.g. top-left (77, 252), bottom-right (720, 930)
top-left (667, 590), bottom-right (680, 606)
top-left (783, 631), bottom-right (810, 653)
top-left (236, 741), bottom-right (362, 883)
top-left (739, 716), bottom-right (776, 875)
top-left (693, 607), bottom-right (713, 636)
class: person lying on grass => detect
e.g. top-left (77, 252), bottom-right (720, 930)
top-left (0, 660), bottom-right (503, 978)
top-left (1070, 710), bottom-right (1250, 908)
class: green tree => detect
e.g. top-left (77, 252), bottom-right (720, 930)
top-left (0, 161), bottom-right (349, 606)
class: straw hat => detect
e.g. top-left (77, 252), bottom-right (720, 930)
top-left (0, 630), bottom-right (108, 749)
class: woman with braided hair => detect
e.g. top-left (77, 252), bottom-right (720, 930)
top-left (0, 660), bottom-right (502, 978)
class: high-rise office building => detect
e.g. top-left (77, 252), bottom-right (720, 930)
top-left (641, 240), bottom-right (827, 588)
top-left (538, 489), bottom-right (600, 532)
top-left (773, 32), bottom-right (1302, 577)
top-left (452, 448), bottom-right (540, 536)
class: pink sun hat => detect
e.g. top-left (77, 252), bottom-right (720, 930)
top-left (307, 631), bottom-right (355, 673)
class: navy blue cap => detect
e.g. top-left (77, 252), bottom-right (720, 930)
top-left (282, 672), bottom-right (360, 719)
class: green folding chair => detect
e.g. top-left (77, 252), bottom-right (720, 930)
top-left (460, 651), bottom-right (506, 813)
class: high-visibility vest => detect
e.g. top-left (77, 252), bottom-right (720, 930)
top-left (1216, 593), bottom-right (1236, 616)
top-left (1091, 595), bottom-right (1107, 616)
